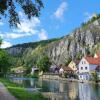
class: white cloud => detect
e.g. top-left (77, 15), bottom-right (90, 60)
top-left (1, 41), bottom-right (12, 48)
top-left (13, 11), bottom-right (40, 35)
top-left (38, 29), bottom-right (48, 40)
top-left (14, 17), bottom-right (40, 34)
top-left (0, 11), bottom-right (48, 41)
top-left (0, 33), bottom-right (31, 39)
top-left (54, 2), bottom-right (68, 19)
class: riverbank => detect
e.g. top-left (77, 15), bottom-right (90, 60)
top-left (39, 74), bottom-right (100, 85)
top-left (0, 82), bottom-right (16, 100)
top-left (0, 78), bottom-right (47, 100)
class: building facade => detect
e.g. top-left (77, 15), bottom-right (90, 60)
top-left (78, 57), bottom-right (98, 80)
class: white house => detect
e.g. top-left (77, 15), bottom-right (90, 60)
top-left (31, 66), bottom-right (39, 75)
top-left (78, 57), bottom-right (100, 80)
top-left (59, 68), bottom-right (64, 74)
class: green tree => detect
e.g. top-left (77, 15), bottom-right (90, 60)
top-left (65, 57), bottom-right (72, 66)
top-left (36, 56), bottom-right (51, 72)
top-left (0, 37), bottom-right (2, 46)
top-left (92, 72), bottom-right (99, 83)
top-left (0, 0), bottom-right (43, 27)
top-left (0, 49), bottom-right (11, 77)
top-left (76, 52), bottom-right (83, 60)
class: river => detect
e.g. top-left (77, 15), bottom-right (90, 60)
top-left (10, 78), bottom-right (100, 100)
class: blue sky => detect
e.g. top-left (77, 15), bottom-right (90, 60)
top-left (0, 0), bottom-right (100, 48)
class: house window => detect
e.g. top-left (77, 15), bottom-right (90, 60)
top-left (81, 67), bottom-right (83, 70)
top-left (85, 67), bottom-right (87, 70)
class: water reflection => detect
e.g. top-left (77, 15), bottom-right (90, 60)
top-left (11, 78), bottom-right (100, 100)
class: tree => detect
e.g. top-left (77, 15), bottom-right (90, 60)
top-left (0, 49), bottom-right (11, 77)
top-left (0, 37), bottom-right (2, 46)
top-left (36, 56), bottom-right (51, 72)
top-left (65, 57), bottom-right (72, 66)
top-left (92, 72), bottom-right (99, 83)
top-left (0, 0), bottom-right (43, 27)
top-left (76, 52), bottom-right (83, 60)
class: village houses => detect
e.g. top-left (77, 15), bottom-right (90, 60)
top-left (78, 53), bottom-right (100, 80)
top-left (68, 60), bottom-right (79, 73)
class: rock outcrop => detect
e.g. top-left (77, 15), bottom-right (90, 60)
top-left (6, 16), bottom-right (100, 66)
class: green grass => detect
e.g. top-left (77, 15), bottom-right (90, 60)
top-left (0, 78), bottom-right (47, 100)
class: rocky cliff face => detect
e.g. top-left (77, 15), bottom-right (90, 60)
top-left (6, 17), bottom-right (100, 66)
top-left (41, 18), bottom-right (100, 65)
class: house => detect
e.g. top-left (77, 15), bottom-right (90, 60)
top-left (49, 65), bottom-right (60, 73)
top-left (59, 68), bottom-right (64, 74)
top-left (64, 67), bottom-right (74, 78)
top-left (78, 56), bottom-right (100, 80)
top-left (68, 60), bottom-right (79, 73)
top-left (31, 66), bottom-right (39, 75)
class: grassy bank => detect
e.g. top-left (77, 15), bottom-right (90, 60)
top-left (0, 78), bottom-right (47, 100)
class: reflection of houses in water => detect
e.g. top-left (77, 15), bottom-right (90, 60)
top-left (30, 78), bottom-right (35, 87)
top-left (68, 82), bottom-right (78, 100)
top-left (78, 83), bottom-right (91, 100)
top-left (42, 92), bottom-right (69, 100)
top-left (30, 79), bottom-right (38, 88)
top-left (59, 82), bottom-right (64, 92)
top-left (78, 83), bottom-right (100, 100)
top-left (42, 80), bottom-right (79, 100)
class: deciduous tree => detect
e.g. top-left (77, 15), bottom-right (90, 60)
top-left (0, 0), bottom-right (43, 27)
top-left (36, 56), bottom-right (51, 72)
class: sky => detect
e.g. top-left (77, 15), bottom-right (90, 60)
top-left (0, 0), bottom-right (100, 48)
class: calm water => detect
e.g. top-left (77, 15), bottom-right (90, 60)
top-left (10, 78), bottom-right (100, 100)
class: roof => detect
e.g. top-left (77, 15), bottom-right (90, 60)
top-left (85, 57), bottom-right (100, 65)
top-left (63, 66), bottom-right (74, 72)
top-left (73, 60), bottom-right (80, 65)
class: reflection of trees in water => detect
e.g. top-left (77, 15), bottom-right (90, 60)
top-left (12, 78), bottom-right (100, 100)
top-left (67, 82), bottom-right (78, 100)
top-left (41, 81), bottom-right (50, 92)
top-left (91, 84), bottom-right (100, 100)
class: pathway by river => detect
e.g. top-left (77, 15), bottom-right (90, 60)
top-left (0, 82), bottom-right (16, 100)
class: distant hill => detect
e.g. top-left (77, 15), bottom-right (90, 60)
top-left (6, 14), bottom-right (100, 67)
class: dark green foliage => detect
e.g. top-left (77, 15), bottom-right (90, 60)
top-left (36, 55), bottom-right (51, 72)
top-left (0, 49), bottom-right (11, 75)
top-left (0, 37), bottom-right (2, 46)
top-left (76, 52), bottom-right (83, 60)
top-left (0, 0), bottom-right (43, 27)
top-left (6, 38), bottom-right (60, 68)
top-left (92, 73), bottom-right (99, 83)
top-left (65, 57), bottom-right (72, 66)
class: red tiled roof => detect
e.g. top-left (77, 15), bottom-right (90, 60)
top-left (85, 57), bottom-right (100, 65)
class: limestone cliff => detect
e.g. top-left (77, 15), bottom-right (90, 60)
top-left (6, 15), bottom-right (100, 66)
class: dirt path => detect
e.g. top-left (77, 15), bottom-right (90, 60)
top-left (0, 82), bottom-right (17, 100)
